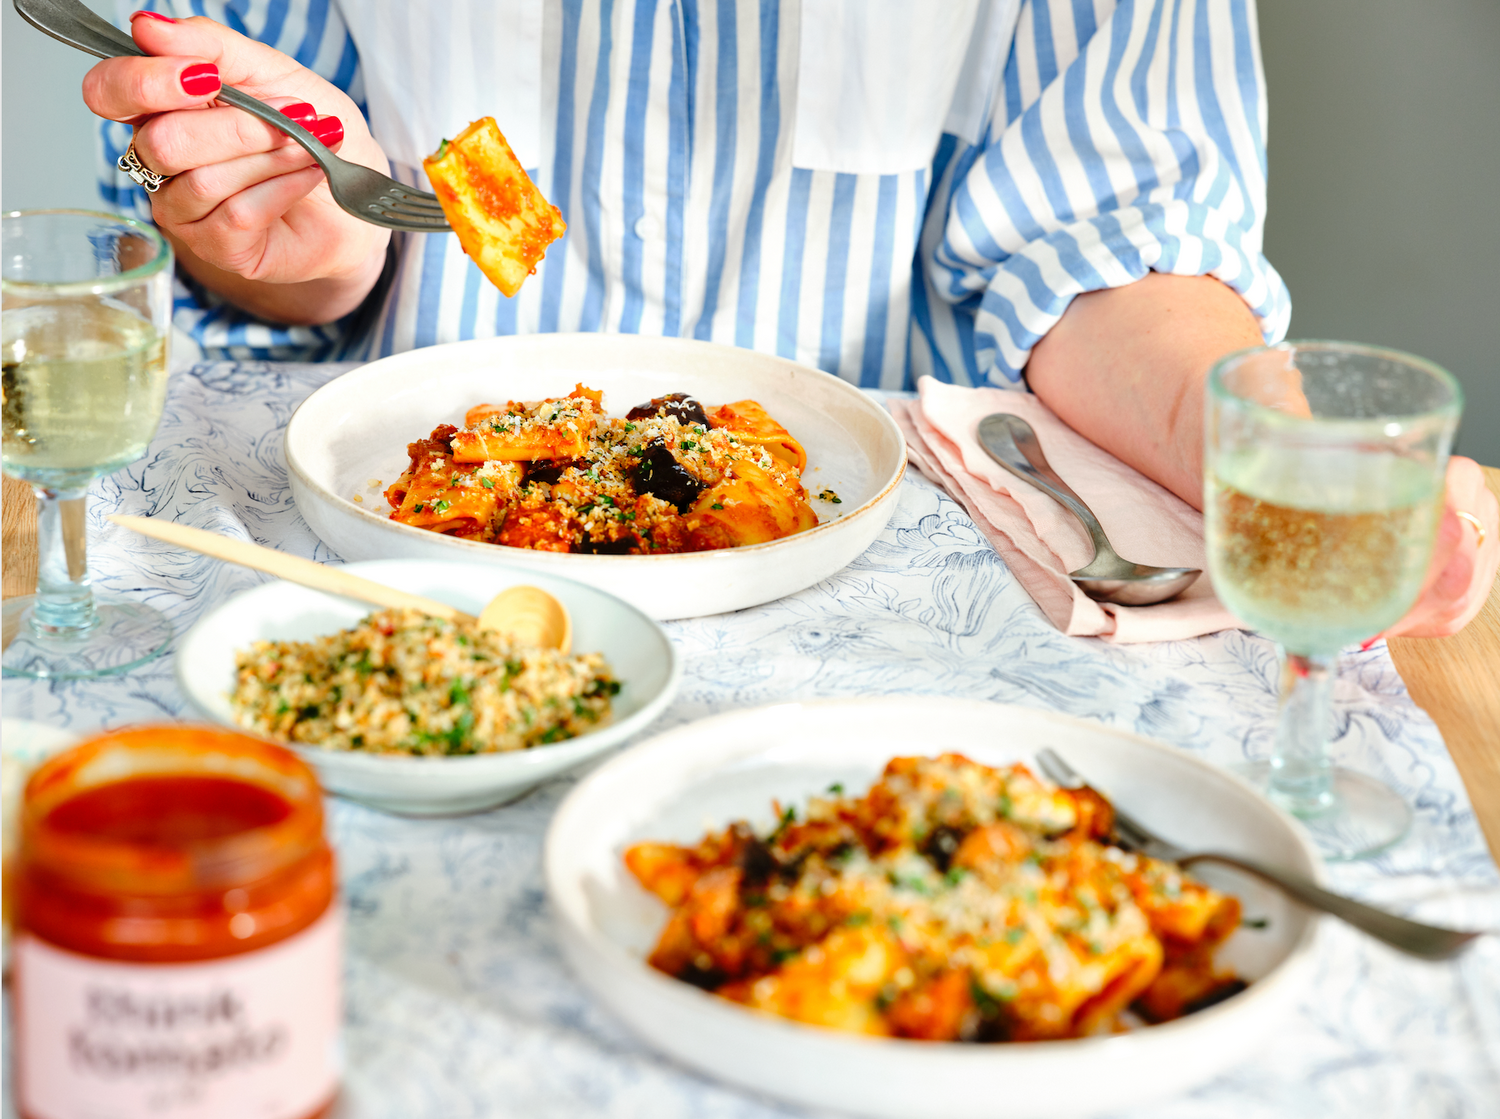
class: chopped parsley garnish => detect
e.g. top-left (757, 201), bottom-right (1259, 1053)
top-left (480, 476), bottom-right (494, 489)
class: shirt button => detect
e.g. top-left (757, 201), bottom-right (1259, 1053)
top-left (633, 214), bottom-right (661, 240)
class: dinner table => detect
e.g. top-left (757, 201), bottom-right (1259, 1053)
top-left (3, 358), bottom-right (1499, 1119)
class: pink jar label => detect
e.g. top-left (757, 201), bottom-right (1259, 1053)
top-left (15, 907), bottom-right (342, 1119)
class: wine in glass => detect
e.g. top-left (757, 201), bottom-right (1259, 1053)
top-left (2, 209), bottom-right (174, 679)
top-left (1204, 341), bottom-right (1461, 860)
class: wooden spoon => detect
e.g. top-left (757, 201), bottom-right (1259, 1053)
top-left (479, 585), bottom-right (572, 653)
top-left (108, 515), bottom-right (572, 651)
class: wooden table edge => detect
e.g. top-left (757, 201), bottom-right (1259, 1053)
top-left (1387, 465), bottom-right (1500, 864)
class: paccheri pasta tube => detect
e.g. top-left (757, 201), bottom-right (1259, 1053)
top-left (424, 117), bottom-right (566, 297)
top-left (385, 387), bottom-right (818, 555)
top-left (625, 754), bottom-right (1247, 1041)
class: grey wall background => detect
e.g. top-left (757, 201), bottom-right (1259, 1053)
top-left (2, 0), bottom-right (112, 211)
top-left (4, 0), bottom-right (1498, 464)
top-left (1260, 0), bottom-right (1500, 465)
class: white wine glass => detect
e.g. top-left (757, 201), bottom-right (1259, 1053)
top-left (2, 209), bottom-right (174, 679)
top-left (1205, 341), bottom-right (1462, 861)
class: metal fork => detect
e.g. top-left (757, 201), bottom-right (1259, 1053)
top-left (13, 0), bottom-right (450, 233)
top-left (1035, 748), bottom-right (1484, 961)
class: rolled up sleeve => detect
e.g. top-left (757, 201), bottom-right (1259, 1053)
top-left (923, 0), bottom-right (1290, 386)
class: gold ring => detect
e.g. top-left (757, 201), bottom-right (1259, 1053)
top-left (117, 137), bottom-right (172, 193)
top-left (1456, 510), bottom-right (1486, 550)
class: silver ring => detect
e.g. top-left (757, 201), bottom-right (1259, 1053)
top-left (118, 137), bottom-right (171, 193)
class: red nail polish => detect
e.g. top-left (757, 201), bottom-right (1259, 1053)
top-left (180, 62), bottom-right (220, 97)
top-left (280, 102), bottom-right (317, 124)
top-left (308, 116), bottom-right (343, 146)
top-left (130, 10), bottom-right (177, 23)
top-left (1360, 636), bottom-right (1380, 651)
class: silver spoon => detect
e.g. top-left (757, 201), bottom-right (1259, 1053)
top-left (976, 413), bottom-right (1200, 606)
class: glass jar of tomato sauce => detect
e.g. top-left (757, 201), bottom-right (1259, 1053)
top-left (11, 725), bottom-right (340, 1119)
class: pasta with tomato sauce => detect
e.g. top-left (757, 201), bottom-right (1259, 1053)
top-left (625, 754), bottom-right (1247, 1042)
top-left (385, 386), bottom-right (819, 554)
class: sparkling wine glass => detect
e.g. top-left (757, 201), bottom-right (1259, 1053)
top-left (2, 209), bottom-right (174, 679)
top-left (1204, 341), bottom-right (1462, 860)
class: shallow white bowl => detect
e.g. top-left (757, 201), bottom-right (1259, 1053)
top-left (176, 559), bottom-right (680, 815)
top-left (285, 334), bottom-right (906, 620)
top-left (545, 697), bottom-right (1321, 1119)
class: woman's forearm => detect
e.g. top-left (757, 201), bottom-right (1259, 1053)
top-left (166, 225), bottom-right (390, 327)
top-left (1025, 273), bottom-right (1265, 511)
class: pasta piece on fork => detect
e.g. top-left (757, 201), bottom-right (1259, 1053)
top-left (424, 117), bottom-right (567, 297)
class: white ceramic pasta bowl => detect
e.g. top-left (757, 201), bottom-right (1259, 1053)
top-left (545, 697), bottom-right (1322, 1119)
top-left (175, 559), bottom-right (681, 815)
top-left (284, 334), bottom-right (906, 620)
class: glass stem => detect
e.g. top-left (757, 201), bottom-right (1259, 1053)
top-left (1267, 649), bottom-right (1336, 817)
top-left (31, 487), bottom-right (99, 635)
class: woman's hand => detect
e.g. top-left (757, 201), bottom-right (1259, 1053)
top-left (81, 11), bottom-right (390, 325)
top-left (1383, 457), bottom-right (1500, 639)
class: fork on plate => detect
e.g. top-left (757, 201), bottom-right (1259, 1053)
top-left (1035, 747), bottom-right (1483, 961)
top-left (14, 0), bottom-right (451, 234)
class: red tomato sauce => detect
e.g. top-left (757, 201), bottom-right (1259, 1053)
top-left (45, 775), bottom-right (293, 845)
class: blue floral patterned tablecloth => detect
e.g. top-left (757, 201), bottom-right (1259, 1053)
top-left (4, 361), bottom-right (1499, 1118)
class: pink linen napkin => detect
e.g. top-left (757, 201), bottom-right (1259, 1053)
top-left (888, 378), bottom-right (1242, 643)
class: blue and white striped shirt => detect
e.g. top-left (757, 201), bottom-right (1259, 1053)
top-left (103, 0), bottom-right (1289, 390)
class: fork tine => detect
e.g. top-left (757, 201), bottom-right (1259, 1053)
top-left (370, 205), bottom-right (448, 223)
top-left (385, 184), bottom-right (444, 204)
top-left (377, 191), bottom-right (447, 212)
top-left (1036, 748), bottom-right (1166, 854)
top-left (380, 199), bottom-right (450, 218)
top-left (1109, 814), bottom-right (1155, 852)
top-left (365, 211), bottom-right (452, 233)
top-left (1035, 748), bottom-right (1080, 788)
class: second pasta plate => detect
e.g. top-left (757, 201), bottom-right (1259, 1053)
top-left (545, 697), bottom-right (1321, 1119)
top-left (285, 334), bottom-right (907, 619)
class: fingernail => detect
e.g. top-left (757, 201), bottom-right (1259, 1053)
top-left (309, 115), bottom-right (343, 146)
top-left (180, 62), bottom-right (220, 97)
top-left (1360, 636), bottom-right (1381, 651)
top-left (280, 102), bottom-right (317, 124)
top-left (130, 10), bottom-right (177, 23)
